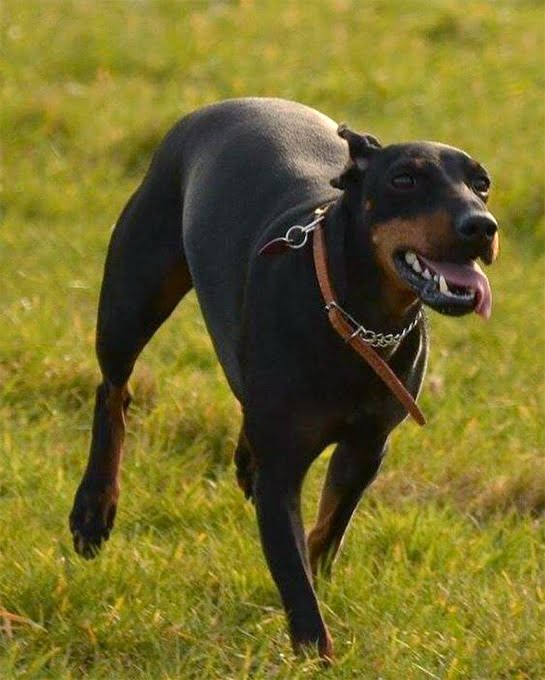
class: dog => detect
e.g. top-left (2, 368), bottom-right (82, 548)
top-left (69, 98), bottom-right (499, 659)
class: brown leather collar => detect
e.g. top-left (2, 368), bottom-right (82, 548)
top-left (312, 219), bottom-right (426, 426)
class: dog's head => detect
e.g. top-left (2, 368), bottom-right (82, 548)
top-left (332, 125), bottom-right (499, 319)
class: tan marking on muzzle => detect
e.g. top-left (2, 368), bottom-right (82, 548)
top-left (371, 210), bottom-right (455, 308)
top-left (485, 231), bottom-right (499, 264)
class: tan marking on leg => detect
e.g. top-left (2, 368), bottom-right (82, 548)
top-left (307, 484), bottom-right (343, 575)
top-left (103, 383), bottom-right (131, 490)
top-left (155, 262), bottom-right (192, 318)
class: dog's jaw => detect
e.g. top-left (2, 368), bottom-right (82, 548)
top-left (394, 250), bottom-right (492, 319)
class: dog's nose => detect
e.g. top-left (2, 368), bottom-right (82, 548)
top-left (455, 212), bottom-right (498, 243)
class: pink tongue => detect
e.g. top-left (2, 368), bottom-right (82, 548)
top-left (419, 255), bottom-right (492, 320)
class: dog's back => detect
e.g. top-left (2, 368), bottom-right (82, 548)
top-left (146, 98), bottom-right (345, 396)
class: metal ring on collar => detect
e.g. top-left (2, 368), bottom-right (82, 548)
top-left (285, 225), bottom-right (308, 249)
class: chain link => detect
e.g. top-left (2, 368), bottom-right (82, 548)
top-left (351, 311), bottom-right (422, 347)
top-left (326, 302), bottom-right (422, 348)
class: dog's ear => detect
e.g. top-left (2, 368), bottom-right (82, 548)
top-left (331, 124), bottom-right (382, 190)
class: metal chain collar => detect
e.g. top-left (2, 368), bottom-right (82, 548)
top-left (325, 301), bottom-right (422, 348)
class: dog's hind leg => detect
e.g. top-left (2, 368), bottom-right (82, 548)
top-left (70, 181), bottom-right (192, 558)
top-left (307, 425), bottom-right (387, 580)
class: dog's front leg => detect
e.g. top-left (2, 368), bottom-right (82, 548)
top-left (254, 467), bottom-right (332, 659)
top-left (307, 426), bottom-right (388, 580)
top-left (246, 417), bottom-right (333, 660)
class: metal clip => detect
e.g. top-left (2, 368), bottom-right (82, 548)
top-left (258, 209), bottom-right (328, 257)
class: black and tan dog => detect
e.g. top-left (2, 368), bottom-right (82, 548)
top-left (69, 98), bottom-right (498, 659)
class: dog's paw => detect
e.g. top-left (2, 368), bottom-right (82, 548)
top-left (69, 482), bottom-right (118, 559)
top-left (291, 626), bottom-right (334, 664)
top-left (235, 467), bottom-right (254, 501)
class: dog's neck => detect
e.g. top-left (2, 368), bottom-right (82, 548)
top-left (325, 198), bottom-right (422, 333)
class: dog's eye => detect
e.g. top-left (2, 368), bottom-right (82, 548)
top-left (391, 173), bottom-right (416, 190)
top-left (472, 176), bottom-right (490, 194)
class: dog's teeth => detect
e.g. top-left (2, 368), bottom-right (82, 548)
top-left (433, 274), bottom-right (439, 282)
top-left (412, 259), bottom-right (422, 273)
top-left (439, 275), bottom-right (449, 294)
top-left (405, 251), bottom-right (417, 265)
top-left (423, 269), bottom-right (432, 280)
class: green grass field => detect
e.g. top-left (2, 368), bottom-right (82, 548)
top-left (1, 1), bottom-right (544, 678)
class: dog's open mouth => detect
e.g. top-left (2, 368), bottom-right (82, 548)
top-left (394, 250), bottom-right (492, 319)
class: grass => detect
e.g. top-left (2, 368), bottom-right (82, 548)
top-left (1, 0), bottom-right (544, 677)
